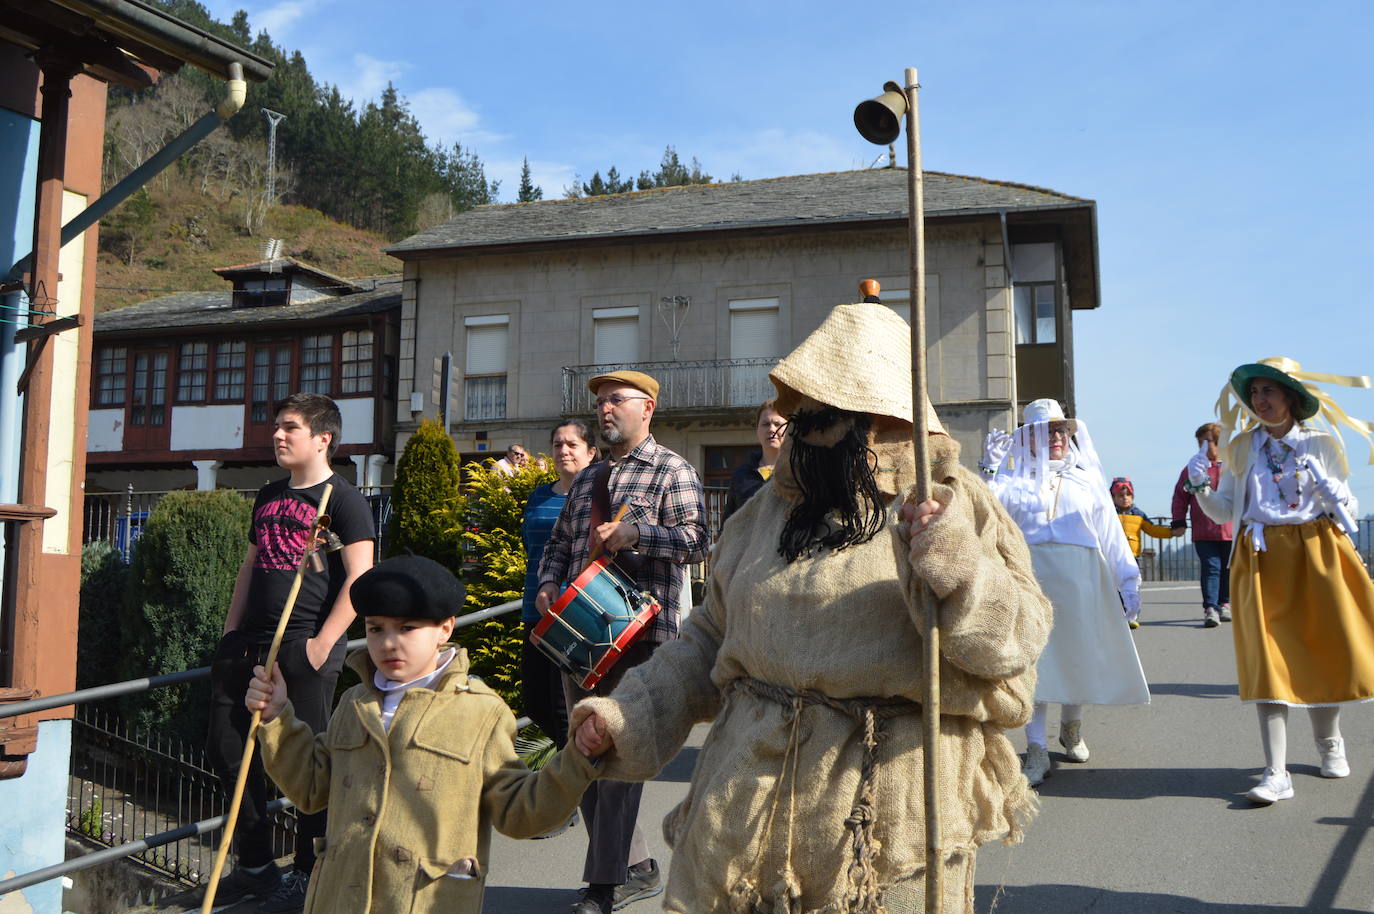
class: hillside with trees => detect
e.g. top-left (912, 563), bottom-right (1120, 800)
top-left (97, 1), bottom-right (733, 310)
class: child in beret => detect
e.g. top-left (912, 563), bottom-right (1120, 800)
top-left (245, 554), bottom-right (598, 914)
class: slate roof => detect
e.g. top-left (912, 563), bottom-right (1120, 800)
top-left (212, 257), bottom-right (364, 293)
top-left (388, 168), bottom-right (1093, 256)
top-left (94, 277), bottom-right (401, 335)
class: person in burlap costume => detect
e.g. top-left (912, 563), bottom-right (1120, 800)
top-left (571, 302), bottom-right (1053, 913)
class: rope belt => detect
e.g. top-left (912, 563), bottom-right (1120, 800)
top-left (726, 677), bottom-right (921, 914)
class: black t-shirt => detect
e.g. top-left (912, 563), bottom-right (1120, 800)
top-left (239, 473), bottom-right (375, 643)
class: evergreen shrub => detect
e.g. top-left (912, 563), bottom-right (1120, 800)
top-left (118, 490), bottom-right (251, 741)
top-left (78, 541), bottom-right (129, 694)
top-left (386, 419), bottom-right (464, 568)
top-left (450, 457), bottom-right (554, 712)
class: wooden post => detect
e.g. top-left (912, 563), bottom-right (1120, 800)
top-left (902, 65), bottom-right (944, 914)
top-left (201, 484), bottom-right (334, 914)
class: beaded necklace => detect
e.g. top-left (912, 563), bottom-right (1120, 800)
top-left (1263, 437), bottom-right (1301, 510)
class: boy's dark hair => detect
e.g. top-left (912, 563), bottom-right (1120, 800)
top-left (275, 392), bottom-right (343, 457)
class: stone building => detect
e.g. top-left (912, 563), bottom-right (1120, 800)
top-left (386, 167), bottom-right (1100, 493)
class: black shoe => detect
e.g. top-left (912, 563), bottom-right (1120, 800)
top-left (572, 884), bottom-right (615, 914)
top-left (613, 859), bottom-right (664, 909)
top-left (257, 868), bottom-right (309, 913)
top-left (206, 862), bottom-right (281, 905)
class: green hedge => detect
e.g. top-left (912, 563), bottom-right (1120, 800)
top-left (118, 490), bottom-right (252, 741)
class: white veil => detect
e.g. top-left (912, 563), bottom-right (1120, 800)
top-left (992, 416), bottom-right (1113, 526)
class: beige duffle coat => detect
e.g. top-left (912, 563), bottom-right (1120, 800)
top-left (571, 435), bottom-right (1052, 913)
top-left (258, 648), bottom-right (597, 914)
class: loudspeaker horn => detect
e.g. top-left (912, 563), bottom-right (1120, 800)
top-left (853, 81), bottom-right (907, 145)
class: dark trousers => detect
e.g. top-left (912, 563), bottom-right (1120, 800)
top-left (1195, 539), bottom-right (1233, 609)
top-left (564, 639), bottom-right (657, 885)
top-left (207, 630), bottom-right (346, 872)
top-left (521, 621), bottom-right (569, 748)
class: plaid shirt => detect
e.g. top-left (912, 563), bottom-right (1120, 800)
top-left (538, 434), bottom-right (707, 641)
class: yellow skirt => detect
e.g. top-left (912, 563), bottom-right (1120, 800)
top-left (1231, 517), bottom-right (1374, 706)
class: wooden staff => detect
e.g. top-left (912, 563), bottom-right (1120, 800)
top-left (899, 66), bottom-right (944, 914)
top-left (585, 503), bottom-right (630, 570)
top-left (201, 483), bottom-right (335, 914)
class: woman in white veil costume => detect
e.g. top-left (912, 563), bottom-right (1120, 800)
top-left (980, 398), bottom-right (1148, 786)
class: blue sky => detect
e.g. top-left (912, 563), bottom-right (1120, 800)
top-left (208, 0), bottom-right (1374, 512)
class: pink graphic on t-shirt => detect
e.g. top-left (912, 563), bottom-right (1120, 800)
top-left (254, 496), bottom-right (319, 572)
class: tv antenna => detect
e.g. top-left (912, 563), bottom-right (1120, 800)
top-left (262, 108), bottom-right (287, 208)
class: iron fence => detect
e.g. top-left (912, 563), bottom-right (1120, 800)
top-left (67, 705), bottom-right (295, 885)
top-left (562, 358), bottom-right (781, 415)
top-left (83, 486), bottom-right (392, 562)
top-left (1136, 516), bottom-right (1374, 581)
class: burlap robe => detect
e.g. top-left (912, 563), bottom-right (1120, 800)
top-left (573, 436), bottom-right (1053, 913)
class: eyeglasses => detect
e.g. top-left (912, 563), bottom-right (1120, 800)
top-left (594, 394), bottom-right (650, 410)
top-left (1047, 425), bottom-right (1071, 440)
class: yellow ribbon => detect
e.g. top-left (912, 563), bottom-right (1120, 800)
top-left (1216, 356), bottom-right (1374, 477)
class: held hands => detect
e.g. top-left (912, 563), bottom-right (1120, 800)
top-left (574, 711), bottom-right (614, 758)
top-left (981, 428), bottom-right (1013, 473)
top-left (590, 520), bottom-right (639, 555)
top-left (244, 663), bottom-right (287, 723)
top-left (1186, 442), bottom-right (1212, 488)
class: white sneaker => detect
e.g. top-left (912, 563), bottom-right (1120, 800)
top-left (1317, 737), bottom-right (1350, 778)
top-left (1246, 768), bottom-right (1294, 804)
top-left (1218, 603), bottom-right (1232, 622)
top-left (1022, 744), bottom-right (1052, 787)
top-left (1059, 720), bottom-right (1089, 763)
top-left (1203, 607), bottom-right (1220, 628)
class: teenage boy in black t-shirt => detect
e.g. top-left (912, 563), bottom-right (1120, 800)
top-left (204, 393), bottom-right (375, 913)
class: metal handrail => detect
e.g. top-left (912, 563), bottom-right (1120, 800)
top-left (0, 599), bottom-right (520, 720)
top-left (0, 597), bottom-right (527, 897)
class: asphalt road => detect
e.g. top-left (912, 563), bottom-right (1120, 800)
top-left (482, 582), bottom-right (1374, 913)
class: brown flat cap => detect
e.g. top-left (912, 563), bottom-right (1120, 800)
top-left (587, 370), bottom-right (659, 400)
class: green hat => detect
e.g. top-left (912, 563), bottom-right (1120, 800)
top-left (1230, 362), bottom-right (1319, 421)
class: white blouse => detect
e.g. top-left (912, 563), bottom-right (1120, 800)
top-left (1201, 426), bottom-right (1356, 530)
top-left (373, 647), bottom-right (457, 732)
top-left (990, 463), bottom-right (1140, 590)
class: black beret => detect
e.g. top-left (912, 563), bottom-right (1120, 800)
top-left (350, 555), bottom-right (465, 620)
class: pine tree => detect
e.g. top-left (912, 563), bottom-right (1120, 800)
top-left (517, 157), bottom-right (543, 202)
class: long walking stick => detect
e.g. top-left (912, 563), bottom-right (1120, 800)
top-left (891, 66), bottom-right (942, 913)
top-left (201, 484), bottom-right (334, 913)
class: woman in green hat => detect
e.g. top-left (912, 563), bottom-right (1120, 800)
top-left (1187, 358), bottom-right (1374, 805)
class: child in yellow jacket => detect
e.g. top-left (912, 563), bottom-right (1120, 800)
top-left (1110, 477), bottom-right (1178, 556)
top-left (245, 554), bottom-right (598, 914)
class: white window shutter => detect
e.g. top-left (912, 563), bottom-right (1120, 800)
top-left (594, 317), bottom-right (639, 364)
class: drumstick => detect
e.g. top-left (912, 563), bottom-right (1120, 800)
top-left (585, 503), bottom-right (630, 570)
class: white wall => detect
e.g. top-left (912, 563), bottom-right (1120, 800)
top-left (338, 397), bottom-right (374, 444)
top-left (87, 408), bottom-right (123, 451)
top-left (170, 404), bottom-right (243, 450)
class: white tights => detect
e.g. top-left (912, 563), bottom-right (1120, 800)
top-left (1256, 703), bottom-right (1342, 772)
top-left (1025, 702), bottom-right (1083, 748)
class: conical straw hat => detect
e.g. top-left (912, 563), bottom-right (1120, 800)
top-left (770, 302), bottom-right (944, 433)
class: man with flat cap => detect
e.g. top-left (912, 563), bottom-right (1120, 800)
top-left (537, 369), bottom-right (708, 913)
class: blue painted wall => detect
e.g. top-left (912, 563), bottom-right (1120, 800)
top-left (0, 104), bottom-right (66, 914)
top-left (0, 104), bottom-right (38, 504)
top-left (0, 720), bottom-right (72, 912)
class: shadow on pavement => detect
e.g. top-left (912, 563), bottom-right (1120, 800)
top-left (483, 885), bottom-right (577, 909)
top-left (1148, 681), bottom-right (1239, 699)
top-left (1031, 764), bottom-right (1253, 802)
top-left (974, 883), bottom-right (1368, 914)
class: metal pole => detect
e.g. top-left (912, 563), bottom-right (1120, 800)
top-left (262, 108), bottom-right (286, 209)
top-left (903, 65), bottom-right (943, 914)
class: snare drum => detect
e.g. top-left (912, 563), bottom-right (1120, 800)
top-left (531, 556), bottom-right (661, 690)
